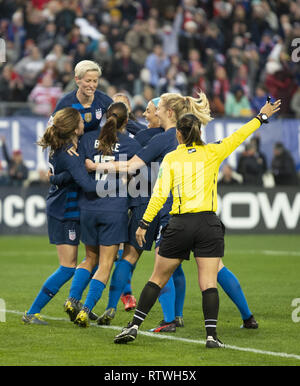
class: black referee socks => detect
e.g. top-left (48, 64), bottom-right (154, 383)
top-left (132, 281), bottom-right (161, 327)
top-left (202, 287), bottom-right (219, 339)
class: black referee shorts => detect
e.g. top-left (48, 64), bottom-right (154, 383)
top-left (158, 212), bottom-right (225, 260)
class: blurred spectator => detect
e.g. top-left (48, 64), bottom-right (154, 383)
top-left (237, 143), bottom-right (265, 186)
top-left (264, 60), bottom-right (298, 116)
top-left (0, 64), bottom-right (27, 102)
top-left (125, 20), bottom-right (154, 66)
top-left (145, 43), bottom-right (170, 89)
top-left (55, 0), bottom-right (77, 35)
top-left (186, 49), bottom-right (207, 96)
top-left (0, 137), bottom-right (28, 187)
top-left (271, 142), bottom-right (298, 186)
top-left (178, 20), bottom-right (203, 62)
top-left (14, 45), bottom-right (45, 95)
top-left (92, 40), bottom-right (113, 80)
top-left (210, 65), bottom-right (230, 116)
top-left (0, 160), bottom-right (9, 186)
top-left (218, 164), bottom-right (241, 186)
top-left (110, 43), bottom-right (140, 95)
top-left (28, 73), bottom-right (63, 116)
top-left (225, 85), bottom-right (252, 118)
top-left (251, 85), bottom-right (269, 114)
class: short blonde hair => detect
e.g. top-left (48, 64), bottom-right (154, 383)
top-left (74, 60), bottom-right (102, 79)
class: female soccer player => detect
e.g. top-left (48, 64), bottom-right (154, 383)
top-left (87, 93), bottom-right (211, 331)
top-left (51, 60), bottom-right (113, 133)
top-left (114, 98), bottom-right (281, 347)
top-left (22, 107), bottom-right (98, 325)
top-left (89, 92), bottom-right (260, 331)
top-left (71, 102), bottom-right (142, 327)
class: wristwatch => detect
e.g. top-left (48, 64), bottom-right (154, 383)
top-left (256, 113), bottom-right (269, 124)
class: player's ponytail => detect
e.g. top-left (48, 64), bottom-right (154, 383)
top-left (37, 107), bottom-right (81, 154)
top-left (161, 91), bottom-right (213, 126)
top-left (97, 102), bottom-right (129, 155)
top-left (176, 113), bottom-right (204, 147)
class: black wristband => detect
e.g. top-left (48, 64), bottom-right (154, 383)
top-left (139, 219), bottom-right (150, 230)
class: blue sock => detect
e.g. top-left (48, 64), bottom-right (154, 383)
top-left (28, 266), bottom-right (75, 315)
top-left (107, 259), bottom-right (133, 309)
top-left (123, 263), bottom-right (136, 295)
top-left (158, 276), bottom-right (175, 323)
top-left (173, 264), bottom-right (186, 318)
top-left (69, 268), bottom-right (91, 301)
top-left (218, 266), bottom-right (252, 320)
top-left (84, 279), bottom-right (106, 311)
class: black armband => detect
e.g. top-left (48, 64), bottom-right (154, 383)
top-left (139, 219), bottom-right (150, 229)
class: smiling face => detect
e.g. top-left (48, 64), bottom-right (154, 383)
top-left (75, 70), bottom-right (99, 98)
top-left (143, 101), bottom-right (160, 128)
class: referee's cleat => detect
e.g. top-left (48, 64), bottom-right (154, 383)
top-left (149, 320), bottom-right (176, 333)
top-left (175, 316), bottom-right (184, 328)
top-left (121, 294), bottom-right (137, 312)
top-left (241, 315), bottom-right (258, 329)
top-left (74, 308), bottom-right (90, 328)
top-left (97, 307), bottom-right (116, 325)
top-left (22, 312), bottom-right (48, 325)
top-left (206, 336), bottom-right (225, 348)
top-left (114, 322), bottom-right (138, 344)
top-left (64, 297), bottom-right (81, 322)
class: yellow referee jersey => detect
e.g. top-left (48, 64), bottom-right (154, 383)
top-left (143, 118), bottom-right (261, 223)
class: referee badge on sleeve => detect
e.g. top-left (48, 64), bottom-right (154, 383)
top-left (69, 229), bottom-right (76, 241)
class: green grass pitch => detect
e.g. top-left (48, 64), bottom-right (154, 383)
top-left (0, 234), bottom-right (300, 366)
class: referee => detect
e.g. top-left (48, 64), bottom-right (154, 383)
top-left (114, 98), bottom-right (281, 348)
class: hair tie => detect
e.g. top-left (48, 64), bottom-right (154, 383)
top-left (111, 113), bottom-right (118, 119)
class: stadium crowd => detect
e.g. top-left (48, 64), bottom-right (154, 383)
top-left (0, 0), bottom-right (299, 186)
top-left (0, 0), bottom-right (299, 117)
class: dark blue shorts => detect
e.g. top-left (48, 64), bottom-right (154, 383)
top-left (47, 215), bottom-right (80, 245)
top-left (128, 204), bottom-right (170, 251)
top-left (80, 209), bottom-right (128, 247)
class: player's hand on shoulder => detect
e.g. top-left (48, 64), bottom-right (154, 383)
top-left (67, 146), bottom-right (79, 157)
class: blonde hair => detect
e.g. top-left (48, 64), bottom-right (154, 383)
top-left (160, 91), bottom-right (213, 126)
top-left (37, 107), bottom-right (81, 155)
top-left (74, 60), bottom-right (102, 79)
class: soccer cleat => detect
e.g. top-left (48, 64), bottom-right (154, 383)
top-left (97, 308), bottom-right (116, 325)
top-left (175, 316), bottom-right (184, 327)
top-left (64, 298), bottom-right (99, 322)
top-left (121, 294), bottom-right (137, 311)
top-left (241, 315), bottom-right (258, 329)
top-left (206, 336), bottom-right (225, 348)
top-left (88, 309), bottom-right (99, 321)
top-left (114, 322), bottom-right (138, 344)
top-left (149, 320), bottom-right (176, 333)
top-left (74, 308), bottom-right (90, 328)
top-left (64, 297), bottom-right (81, 322)
top-left (22, 312), bottom-right (48, 325)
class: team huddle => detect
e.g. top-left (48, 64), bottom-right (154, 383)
top-left (22, 60), bottom-right (281, 349)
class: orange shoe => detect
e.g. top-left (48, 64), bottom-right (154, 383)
top-left (121, 294), bottom-right (136, 311)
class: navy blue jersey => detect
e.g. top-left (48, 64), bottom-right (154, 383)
top-left (78, 130), bottom-right (142, 213)
top-left (47, 146), bottom-right (97, 221)
top-left (136, 127), bottom-right (178, 214)
top-left (137, 127), bottom-right (177, 165)
top-left (53, 90), bottom-right (113, 133)
top-left (135, 127), bottom-right (164, 147)
top-left (126, 119), bottom-right (147, 137)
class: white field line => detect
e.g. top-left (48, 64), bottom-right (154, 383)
top-left (5, 309), bottom-right (300, 362)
